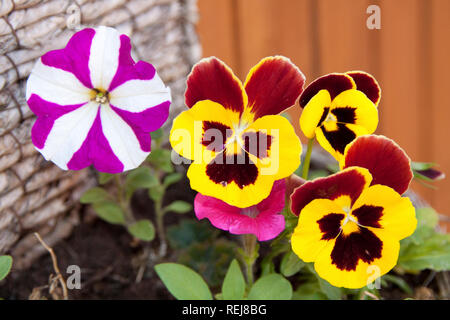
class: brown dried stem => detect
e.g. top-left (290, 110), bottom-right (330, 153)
top-left (34, 232), bottom-right (68, 300)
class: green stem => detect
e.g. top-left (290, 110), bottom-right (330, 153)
top-left (242, 234), bottom-right (258, 287)
top-left (301, 138), bottom-right (314, 180)
top-left (114, 174), bottom-right (134, 224)
top-left (155, 197), bottom-right (167, 256)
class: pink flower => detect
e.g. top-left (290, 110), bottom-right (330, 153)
top-left (26, 26), bottom-right (171, 173)
top-left (194, 180), bottom-right (286, 241)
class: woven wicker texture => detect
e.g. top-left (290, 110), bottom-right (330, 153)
top-left (0, 0), bottom-right (200, 268)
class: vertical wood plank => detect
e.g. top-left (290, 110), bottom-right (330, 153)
top-left (196, 0), bottom-right (239, 70)
top-left (431, 0), bottom-right (450, 225)
top-left (378, 0), bottom-right (433, 204)
top-left (317, 0), bottom-right (373, 73)
top-left (234, 0), bottom-right (314, 140)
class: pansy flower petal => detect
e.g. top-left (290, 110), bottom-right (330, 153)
top-left (291, 198), bottom-right (346, 262)
top-left (299, 90), bottom-right (332, 138)
top-left (194, 180), bottom-right (286, 241)
top-left (342, 135), bottom-right (413, 195)
top-left (352, 184), bottom-right (417, 240)
top-left (290, 167), bottom-right (372, 216)
top-left (330, 89), bottom-right (378, 133)
top-left (243, 56), bottom-right (305, 119)
top-left (185, 57), bottom-right (247, 113)
top-left (347, 71), bottom-right (381, 106)
top-left (170, 100), bottom-right (239, 162)
top-left (299, 73), bottom-right (355, 108)
top-left (244, 115), bottom-right (302, 180)
top-left (187, 152), bottom-right (275, 208)
top-left (315, 122), bottom-right (368, 161)
top-left (314, 228), bottom-right (400, 289)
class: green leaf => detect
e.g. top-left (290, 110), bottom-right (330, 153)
top-left (411, 161), bottom-right (436, 171)
top-left (150, 128), bottom-right (164, 141)
top-left (167, 219), bottom-right (216, 249)
top-left (280, 251), bottom-right (305, 277)
top-left (149, 185), bottom-right (165, 202)
top-left (317, 277), bottom-right (342, 300)
top-left (222, 259), bottom-right (246, 300)
top-left (399, 232), bottom-right (450, 272)
top-left (248, 274), bottom-right (293, 300)
top-left (92, 201), bottom-right (125, 225)
top-left (154, 263), bottom-right (213, 300)
top-left (309, 169), bottom-right (329, 180)
top-left (382, 274), bottom-right (413, 295)
top-left (125, 167), bottom-right (159, 199)
top-left (163, 172), bottom-right (183, 187)
top-left (98, 172), bottom-right (114, 184)
top-left (401, 207), bottom-right (439, 246)
top-left (148, 149), bottom-right (174, 173)
top-left (416, 207), bottom-right (439, 229)
top-left (0, 255), bottom-right (13, 281)
top-left (178, 240), bottom-right (235, 288)
top-left (164, 200), bottom-right (192, 214)
top-left (292, 282), bottom-right (327, 300)
top-left (80, 187), bottom-right (110, 204)
top-left (127, 219), bottom-right (155, 241)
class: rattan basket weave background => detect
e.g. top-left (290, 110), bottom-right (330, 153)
top-left (0, 0), bottom-right (200, 269)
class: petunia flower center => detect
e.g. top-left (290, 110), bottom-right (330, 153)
top-left (91, 89), bottom-right (109, 105)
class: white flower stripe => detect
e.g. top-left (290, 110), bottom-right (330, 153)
top-left (109, 76), bottom-right (171, 113)
top-left (40, 102), bottom-right (99, 169)
top-left (88, 26), bottom-right (121, 91)
top-left (26, 59), bottom-right (91, 105)
top-left (100, 105), bottom-right (149, 171)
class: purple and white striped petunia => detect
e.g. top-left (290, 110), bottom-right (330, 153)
top-left (26, 26), bottom-right (171, 173)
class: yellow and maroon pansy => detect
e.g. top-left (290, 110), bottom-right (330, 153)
top-left (170, 56), bottom-right (305, 208)
top-left (290, 167), bottom-right (416, 289)
top-left (299, 72), bottom-right (380, 161)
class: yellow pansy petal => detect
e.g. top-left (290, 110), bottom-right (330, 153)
top-left (169, 100), bottom-right (240, 162)
top-left (330, 89), bottom-right (378, 133)
top-left (314, 227), bottom-right (400, 289)
top-left (299, 89), bottom-right (332, 138)
top-left (187, 151), bottom-right (275, 208)
top-left (315, 123), bottom-right (368, 162)
top-left (244, 115), bottom-right (302, 180)
top-left (351, 184), bottom-right (417, 240)
top-left (291, 198), bottom-right (346, 263)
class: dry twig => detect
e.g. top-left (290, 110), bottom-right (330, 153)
top-left (34, 233), bottom-right (69, 300)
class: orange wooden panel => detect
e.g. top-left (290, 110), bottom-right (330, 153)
top-left (196, 0), bottom-right (239, 70)
top-left (431, 0), bottom-right (450, 225)
top-left (316, 0), bottom-right (373, 74)
top-left (235, 0), bottom-right (314, 142)
top-left (377, 0), bottom-right (434, 205)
